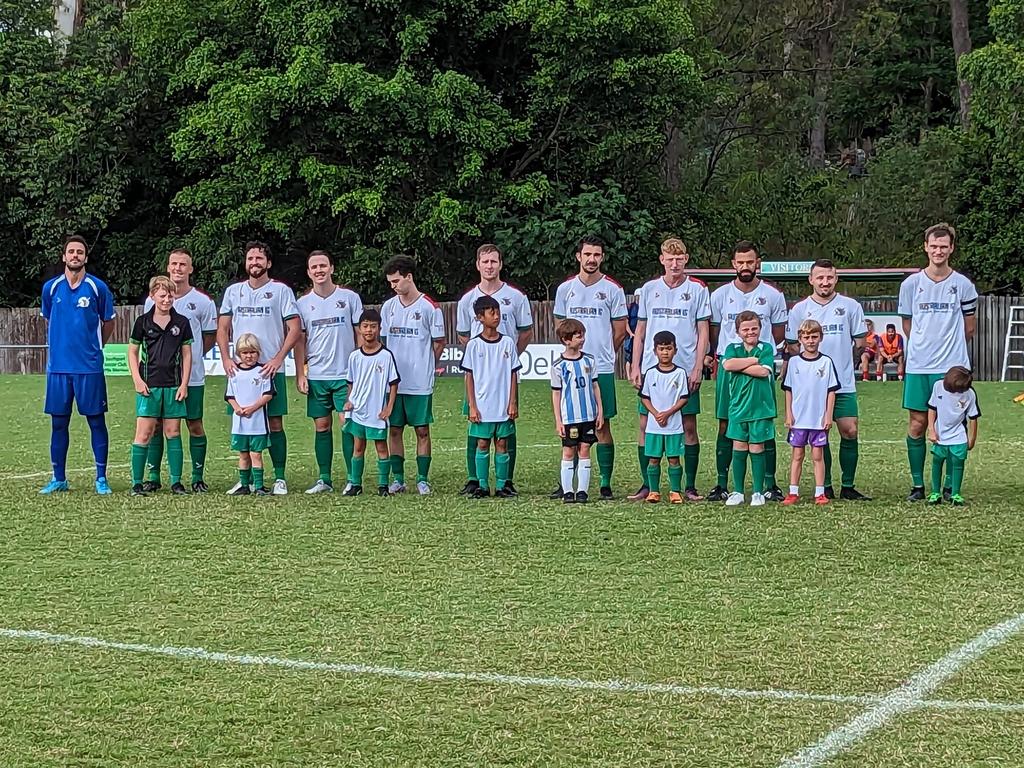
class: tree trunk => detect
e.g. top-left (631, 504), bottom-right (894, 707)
top-left (949, 0), bottom-right (973, 127)
top-left (809, 7), bottom-right (836, 168)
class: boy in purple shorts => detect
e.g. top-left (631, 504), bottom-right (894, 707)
top-left (782, 319), bottom-right (840, 505)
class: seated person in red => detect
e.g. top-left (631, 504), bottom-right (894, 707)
top-left (877, 323), bottom-right (905, 381)
top-left (859, 319), bottom-right (882, 381)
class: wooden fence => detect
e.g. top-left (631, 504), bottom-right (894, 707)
top-left (3, 296), bottom-right (1022, 380)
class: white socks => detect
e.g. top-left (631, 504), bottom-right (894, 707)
top-left (577, 459), bottom-right (592, 494)
top-left (561, 460), bottom-right (575, 493)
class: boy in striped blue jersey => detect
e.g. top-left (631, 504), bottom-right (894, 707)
top-left (550, 319), bottom-right (604, 503)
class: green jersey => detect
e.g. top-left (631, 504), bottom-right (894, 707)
top-left (723, 341), bottom-right (776, 422)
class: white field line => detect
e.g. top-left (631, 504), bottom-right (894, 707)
top-left (1, 627), bottom-right (1023, 716)
top-left (780, 612), bottom-right (1024, 768)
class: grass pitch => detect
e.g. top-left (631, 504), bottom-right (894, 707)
top-left (1, 375), bottom-right (1023, 766)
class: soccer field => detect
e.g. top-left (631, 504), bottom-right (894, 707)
top-left (1, 374), bottom-right (1023, 766)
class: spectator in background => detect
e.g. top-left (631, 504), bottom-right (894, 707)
top-left (859, 319), bottom-right (882, 381)
top-left (878, 323), bottom-right (905, 382)
top-left (623, 298), bottom-right (639, 380)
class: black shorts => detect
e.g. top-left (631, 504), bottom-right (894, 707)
top-left (562, 421), bottom-right (598, 447)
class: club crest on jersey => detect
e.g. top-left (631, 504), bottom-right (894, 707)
top-left (949, 285), bottom-right (958, 296)
top-left (503, 350), bottom-right (510, 358)
top-left (76, 297), bottom-right (90, 308)
top-left (251, 376), bottom-right (261, 386)
top-left (956, 397), bottom-right (968, 410)
top-left (171, 326), bottom-right (181, 336)
top-left (264, 292), bottom-right (273, 300)
top-left (816, 365), bottom-right (826, 378)
top-left (682, 292), bottom-right (691, 301)
top-left (336, 300), bottom-right (347, 309)
top-left (502, 298), bottom-right (512, 306)
top-left (755, 296), bottom-right (767, 306)
top-left (413, 311), bottom-right (421, 320)
top-left (834, 307), bottom-right (846, 316)
top-left (188, 302), bottom-right (197, 310)
top-left (596, 291), bottom-right (607, 300)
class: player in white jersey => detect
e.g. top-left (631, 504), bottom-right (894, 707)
top-left (225, 333), bottom-right (275, 496)
top-left (628, 237), bottom-right (710, 502)
top-left (897, 223), bottom-right (979, 501)
top-left (142, 248), bottom-right (218, 494)
top-left (380, 256), bottom-right (446, 495)
top-left (294, 250), bottom-right (364, 494)
top-left (456, 243), bottom-right (534, 496)
top-left (217, 241), bottom-right (301, 495)
top-left (926, 366), bottom-right (979, 505)
top-left (553, 235), bottom-right (627, 499)
top-left (707, 241), bottom-right (788, 502)
top-left (639, 331), bottom-right (691, 504)
top-left (785, 258), bottom-right (871, 501)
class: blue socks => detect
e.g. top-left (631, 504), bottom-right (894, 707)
top-left (50, 415), bottom-right (71, 482)
top-left (86, 414), bottom-right (109, 480)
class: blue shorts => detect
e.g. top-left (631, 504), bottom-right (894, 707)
top-left (44, 372), bottom-right (108, 416)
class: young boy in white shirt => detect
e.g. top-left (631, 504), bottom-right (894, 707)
top-left (342, 309), bottom-right (400, 497)
top-left (927, 365), bottom-right (980, 506)
top-left (782, 319), bottom-right (840, 506)
top-left (461, 295), bottom-right (521, 498)
top-left (225, 333), bottom-right (275, 496)
top-left (639, 331), bottom-right (690, 504)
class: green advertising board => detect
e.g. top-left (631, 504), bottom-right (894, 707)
top-left (103, 344), bottom-right (130, 376)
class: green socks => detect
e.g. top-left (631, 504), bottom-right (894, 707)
top-left (350, 456), bottom-right (365, 486)
top-left (931, 453), bottom-right (945, 495)
top-left (763, 438), bottom-right (777, 488)
top-left (341, 429), bottom-right (354, 478)
top-left (596, 443), bottom-right (614, 488)
top-left (189, 434), bottom-right (207, 483)
top-left (391, 454), bottom-right (405, 485)
top-left (683, 443), bottom-right (699, 490)
top-left (716, 432), bottom-right (732, 487)
top-left (416, 455), bottom-right (431, 483)
top-left (750, 451), bottom-right (765, 494)
top-left (668, 464), bottom-right (683, 493)
top-left (314, 429), bottom-right (333, 484)
top-left (731, 449), bottom-right (748, 493)
top-left (839, 437), bottom-right (858, 488)
top-left (252, 467), bottom-right (265, 490)
top-left (377, 458), bottom-right (390, 487)
top-left (239, 467), bottom-right (252, 486)
top-left (268, 430), bottom-right (287, 481)
top-left (466, 434), bottom-right (477, 481)
top-left (131, 443), bottom-right (148, 485)
top-left (507, 432), bottom-right (517, 482)
top-left (475, 450), bottom-right (490, 490)
top-left (166, 435), bottom-right (184, 485)
top-left (646, 462), bottom-right (661, 494)
top-left (146, 435), bottom-right (163, 483)
top-left (949, 455), bottom-right (965, 496)
top-left (495, 452), bottom-right (510, 490)
top-left (907, 435), bottom-right (926, 487)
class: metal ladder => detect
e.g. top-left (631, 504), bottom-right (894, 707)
top-left (1001, 305), bottom-right (1024, 381)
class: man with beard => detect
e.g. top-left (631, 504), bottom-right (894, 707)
top-left (785, 259), bottom-right (872, 500)
top-left (553, 236), bottom-right (627, 499)
top-left (39, 235), bottom-right (117, 495)
top-left (456, 243), bottom-right (534, 496)
top-left (217, 241), bottom-right (301, 495)
top-left (706, 241), bottom-right (788, 502)
top-left (628, 237), bottom-right (710, 501)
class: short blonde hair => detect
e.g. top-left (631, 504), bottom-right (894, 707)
top-left (798, 319), bottom-right (822, 337)
top-left (660, 237), bottom-right (687, 256)
top-left (149, 275), bottom-right (175, 296)
top-left (235, 333), bottom-right (262, 355)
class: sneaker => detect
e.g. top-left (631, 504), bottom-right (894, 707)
top-left (95, 478), bottom-right (113, 495)
top-left (191, 480), bottom-right (209, 494)
top-left (305, 480), bottom-right (334, 495)
top-left (943, 487), bottom-right (953, 502)
top-left (575, 491), bottom-right (589, 503)
top-left (951, 494), bottom-right (966, 506)
top-left (763, 485), bottom-right (785, 502)
top-left (227, 483), bottom-right (251, 496)
top-left (130, 483), bottom-right (147, 497)
top-left (170, 482), bottom-right (188, 495)
top-left (416, 480), bottom-right (432, 495)
top-left (254, 487), bottom-right (271, 496)
top-left (377, 485), bottom-right (389, 497)
top-left (342, 484), bottom-right (363, 497)
top-left (39, 478), bottom-right (70, 495)
top-left (646, 492), bottom-right (662, 503)
top-left (684, 487), bottom-right (704, 501)
top-left (814, 494), bottom-right (829, 505)
top-left (504, 481), bottom-right (520, 497)
top-left (839, 487), bottom-right (872, 501)
top-left (705, 485), bottom-right (728, 502)
top-left (460, 480), bottom-right (481, 496)
top-left (750, 492), bottom-right (766, 507)
top-left (599, 486), bottom-right (613, 501)
top-left (782, 493), bottom-right (800, 506)
top-left (927, 492), bottom-right (942, 505)
top-left (141, 480), bottom-right (162, 493)
top-left (725, 492), bottom-right (745, 506)
top-left (272, 479), bottom-right (288, 496)
top-left (823, 486), bottom-right (835, 500)
top-left (389, 481), bottom-right (407, 494)
top-left (907, 486), bottom-right (926, 502)
top-left (563, 491), bottom-right (575, 504)
top-left (494, 486), bottom-right (515, 498)
top-left (548, 484), bottom-right (564, 499)
top-left (669, 491), bottom-right (683, 504)
top-left (472, 486), bottom-right (491, 498)
top-left (627, 485), bottom-right (650, 501)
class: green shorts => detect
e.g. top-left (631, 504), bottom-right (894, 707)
top-left (468, 420), bottom-right (517, 440)
top-left (231, 433), bottom-right (269, 452)
top-left (714, 368), bottom-right (731, 420)
top-left (644, 432), bottom-right (683, 458)
top-left (390, 393), bottom-right (433, 427)
top-left (185, 385), bottom-right (205, 421)
top-left (307, 379), bottom-right (349, 418)
top-left (597, 373), bottom-right (617, 420)
top-left (344, 420), bottom-right (388, 441)
top-left (833, 392), bottom-right (859, 420)
top-left (726, 417), bottom-right (775, 444)
top-left (931, 442), bottom-right (968, 461)
top-left (639, 384), bottom-right (701, 417)
top-left (136, 387), bottom-right (186, 419)
top-left (266, 372), bottom-right (289, 417)
top-left (903, 373), bottom-right (944, 412)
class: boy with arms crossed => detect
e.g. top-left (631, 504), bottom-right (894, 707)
top-left (639, 331), bottom-right (690, 504)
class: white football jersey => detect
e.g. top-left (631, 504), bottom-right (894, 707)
top-left (928, 381), bottom-right (980, 445)
top-left (636, 276), bottom-right (711, 373)
top-left (297, 286), bottom-right (363, 380)
top-left (553, 274), bottom-right (627, 374)
top-left (456, 283), bottom-right (533, 341)
top-left (786, 294), bottom-right (866, 394)
top-left (219, 279), bottom-right (299, 362)
top-left (639, 364), bottom-right (690, 435)
top-left (460, 334), bottom-right (521, 422)
top-left (380, 293), bottom-right (445, 395)
top-left (225, 364), bottom-right (274, 436)
top-left (781, 353), bottom-right (841, 430)
top-left (346, 346), bottom-right (400, 431)
top-left (145, 287), bottom-right (217, 387)
top-left (710, 280), bottom-right (788, 355)
top-left (898, 271), bottom-right (978, 374)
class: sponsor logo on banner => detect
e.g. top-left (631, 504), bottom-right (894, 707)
top-left (436, 343), bottom-right (566, 380)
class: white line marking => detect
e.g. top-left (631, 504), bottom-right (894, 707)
top-left (1, 627), bottom-right (1022, 716)
top-left (780, 612), bottom-right (1024, 767)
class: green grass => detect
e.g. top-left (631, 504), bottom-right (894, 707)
top-left (1, 375), bottom-right (1023, 766)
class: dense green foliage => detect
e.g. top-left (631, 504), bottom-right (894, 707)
top-left (0, 0), bottom-right (1020, 303)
